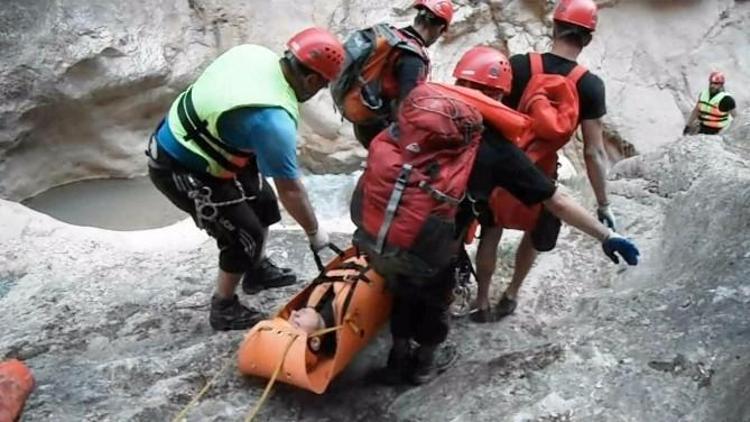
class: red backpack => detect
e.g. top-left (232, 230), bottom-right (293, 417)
top-left (489, 52), bottom-right (587, 231)
top-left (351, 83), bottom-right (483, 278)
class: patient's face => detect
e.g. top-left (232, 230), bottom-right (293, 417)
top-left (290, 307), bottom-right (324, 334)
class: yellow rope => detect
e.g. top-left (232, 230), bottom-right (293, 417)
top-left (244, 333), bottom-right (298, 422)
top-left (174, 316), bottom-right (363, 421)
top-left (310, 324), bottom-right (344, 337)
top-left (171, 350), bottom-right (238, 422)
top-left (344, 317), bottom-right (364, 336)
top-left (243, 323), bottom-right (349, 422)
top-left (172, 327), bottom-right (272, 422)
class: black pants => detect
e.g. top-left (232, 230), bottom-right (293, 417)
top-left (388, 264), bottom-right (456, 346)
top-left (148, 143), bottom-right (281, 274)
top-left (698, 125), bottom-right (722, 135)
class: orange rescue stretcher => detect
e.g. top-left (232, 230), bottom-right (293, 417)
top-left (0, 359), bottom-right (35, 422)
top-left (237, 246), bottom-right (391, 394)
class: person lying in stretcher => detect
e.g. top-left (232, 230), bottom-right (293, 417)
top-left (237, 247), bottom-right (392, 394)
top-left (286, 257), bottom-right (374, 357)
top-left (289, 298), bottom-right (337, 356)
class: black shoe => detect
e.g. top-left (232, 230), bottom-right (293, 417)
top-left (469, 307), bottom-right (497, 324)
top-left (410, 342), bottom-right (458, 385)
top-left (409, 345), bottom-right (437, 385)
top-left (494, 295), bottom-right (518, 319)
top-left (369, 339), bottom-right (413, 385)
top-left (209, 294), bottom-right (264, 331)
top-left (242, 257), bottom-right (297, 294)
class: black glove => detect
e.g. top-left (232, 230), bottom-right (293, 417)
top-left (682, 125), bottom-right (690, 136)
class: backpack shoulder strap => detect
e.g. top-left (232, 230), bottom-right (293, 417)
top-left (529, 52), bottom-right (544, 76)
top-left (385, 26), bottom-right (429, 61)
top-left (566, 64), bottom-right (588, 86)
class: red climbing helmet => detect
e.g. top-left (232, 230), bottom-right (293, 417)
top-left (453, 46), bottom-right (512, 94)
top-left (414, 0), bottom-right (454, 27)
top-left (286, 27), bottom-right (345, 81)
top-left (709, 71), bottom-right (725, 85)
top-left (553, 0), bottom-right (598, 31)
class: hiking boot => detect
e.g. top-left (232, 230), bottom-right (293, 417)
top-left (409, 345), bottom-right (438, 385)
top-left (493, 295), bottom-right (518, 319)
top-left (242, 257), bottom-right (297, 294)
top-left (370, 338), bottom-right (412, 385)
top-left (209, 294), bottom-right (264, 331)
top-left (409, 342), bottom-right (458, 385)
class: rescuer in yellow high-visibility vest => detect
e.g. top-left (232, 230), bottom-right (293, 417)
top-left (684, 71), bottom-right (737, 135)
top-left (146, 28), bottom-right (345, 331)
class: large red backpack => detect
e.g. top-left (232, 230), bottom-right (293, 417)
top-left (489, 52), bottom-right (588, 230)
top-left (351, 83), bottom-right (483, 278)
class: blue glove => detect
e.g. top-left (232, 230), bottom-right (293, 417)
top-left (597, 205), bottom-right (617, 230)
top-left (602, 232), bottom-right (640, 265)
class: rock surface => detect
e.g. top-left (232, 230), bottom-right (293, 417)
top-left (2, 0), bottom-right (748, 200)
top-left (2, 112), bottom-right (749, 421)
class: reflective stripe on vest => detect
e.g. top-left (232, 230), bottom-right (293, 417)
top-left (166, 44), bottom-right (300, 177)
top-left (698, 89), bottom-right (731, 129)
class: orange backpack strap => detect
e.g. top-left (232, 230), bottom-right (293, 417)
top-left (529, 52), bottom-right (544, 76)
top-left (566, 64), bottom-right (588, 86)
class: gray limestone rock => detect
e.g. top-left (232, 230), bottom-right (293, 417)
top-left (2, 114), bottom-right (749, 420)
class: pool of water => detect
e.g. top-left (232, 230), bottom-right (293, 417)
top-left (22, 177), bottom-right (187, 231)
top-left (22, 173), bottom-right (360, 232)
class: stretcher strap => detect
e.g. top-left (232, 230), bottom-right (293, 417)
top-left (339, 281), bottom-right (360, 329)
top-left (312, 242), bottom-right (346, 272)
top-left (311, 261), bottom-right (371, 285)
top-left (313, 285), bottom-right (337, 313)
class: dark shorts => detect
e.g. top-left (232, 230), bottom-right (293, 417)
top-left (148, 141), bottom-right (280, 273)
top-left (471, 204), bottom-right (560, 252)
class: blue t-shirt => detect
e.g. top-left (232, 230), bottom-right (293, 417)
top-left (156, 107), bottom-right (299, 179)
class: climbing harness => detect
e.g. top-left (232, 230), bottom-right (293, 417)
top-left (183, 176), bottom-right (258, 229)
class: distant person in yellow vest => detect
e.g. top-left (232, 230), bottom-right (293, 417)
top-left (146, 28), bottom-right (345, 331)
top-left (684, 72), bottom-right (737, 135)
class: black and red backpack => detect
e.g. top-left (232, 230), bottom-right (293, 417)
top-left (351, 83), bottom-right (484, 278)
